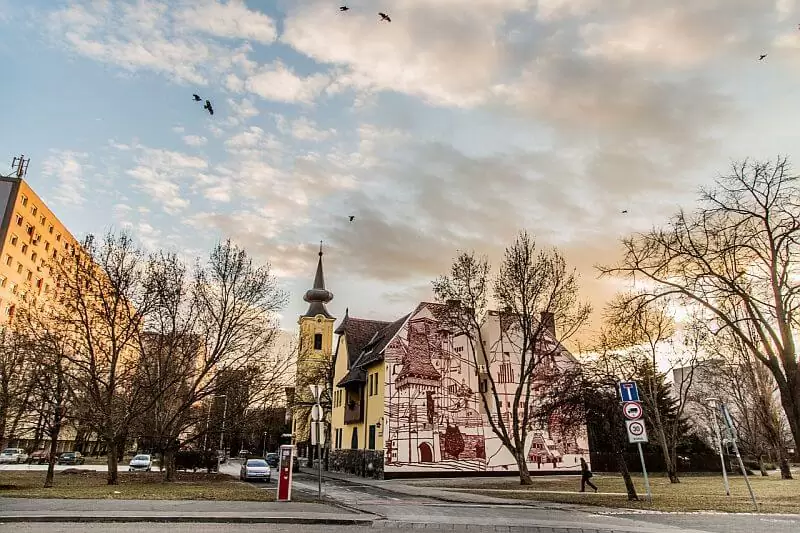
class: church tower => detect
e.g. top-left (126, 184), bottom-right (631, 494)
top-left (292, 243), bottom-right (335, 451)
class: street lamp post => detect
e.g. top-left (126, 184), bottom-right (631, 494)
top-left (214, 394), bottom-right (228, 473)
top-left (262, 432), bottom-right (268, 457)
top-left (705, 397), bottom-right (730, 497)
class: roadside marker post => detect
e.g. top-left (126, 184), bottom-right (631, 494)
top-left (620, 382), bottom-right (652, 504)
top-left (310, 384), bottom-right (324, 501)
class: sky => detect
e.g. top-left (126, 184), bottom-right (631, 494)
top-left (1, 0), bottom-right (800, 341)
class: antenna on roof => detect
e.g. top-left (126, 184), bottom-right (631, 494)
top-left (10, 155), bottom-right (30, 179)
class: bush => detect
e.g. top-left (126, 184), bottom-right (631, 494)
top-left (174, 450), bottom-right (218, 472)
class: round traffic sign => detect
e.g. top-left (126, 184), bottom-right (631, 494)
top-left (623, 401), bottom-right (643, 420)
top-left (628, 421), bottom-right (645, 436)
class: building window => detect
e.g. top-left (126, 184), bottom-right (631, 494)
top-left (31, 205), bottom-right (37, 216)
top-left (9, 282), bottom-right (16, 295)
top-left (368, 425), bottom-right (376, 450)
top-left (10, 235), bottom-right (17, 246)
top-left (25, 224), bottom-right (33, 236)
top-left (35, 278), bottom-right (42, 290)
top-left (39, 215), bottom-right (46, 226)
top-left (26, 270), bottom-right (32, 282)
top-left (56, 233), bottom-right (61, 242)
top-left (48, 225), bottom-right (53, 234)
top-left (44, 242), bottom-right (49, 251)
top-left (16, 264), bottom-right (22, 274)
top-left (31, 252), bottom-right (37, 262)
top-left (5, 255), bottom-right (11, 266)
top-left (20, 195), bottom-right (27, 207)
top-left (15, 214), bottom-right (22, 226)
top-left (393, 364), bottom-right (401, 375)
top-left (313, 333), bottom-right (323, 350)
top-left (351, 428), bottom-right (359, 450)
top-left (498, 362), bottom-right (515, 384)
top-left (21, 244), bottom-right (27, 254)
top-left (0, 276), bottom-right (5, 288)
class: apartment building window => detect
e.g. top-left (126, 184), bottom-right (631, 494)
top-left (31, 252), bottom-right (37, 262)
top-left (9, 282), bottom-right (16, 295)
top-left (31, 205), bottom-right (37, 216)
top-left (48, 225), bottom-right (53, 234)
top-left (44, 242), bottom-right (50, 251)
top-left (498, 362), bottom-right (515, 384)
top-left (5, 255), bottom-right (11, 266)
top-left (0, 276), bottom-right (5, 288)
top-left (35, 278), bottom-right (42, 290)
top-left (10, 235), bottom-right (18, 246)
top-left (56, 233), bottom-right (61, 242)
top-left (16, 264), bottom-right (22, 274)
top-left (21, 244), bottom-right (27, 254)
top-left (15, 214), bottom-right (22, 226)
top-left (25, 224), bottom-right (33, 236)
top-left (26, 270), bottom-right (32, 282)
top-left (20, 195), bottom-right (27, 207)
top-left (39, 215), bottom-right (46, 226)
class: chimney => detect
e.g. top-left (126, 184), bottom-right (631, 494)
top-left (540, 312), bottom-right (555, 335)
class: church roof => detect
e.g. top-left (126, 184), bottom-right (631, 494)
top-left (301, 245), bottom-right (334, 319)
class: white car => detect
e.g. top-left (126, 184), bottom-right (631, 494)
top-left (0, 448), bottom-right (28, 464)
top-left (240, 458), bottom-right (271, 482)
top-left (128, 454), bottom-right (152, 472)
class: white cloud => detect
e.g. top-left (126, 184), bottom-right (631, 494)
top-left (276, 116), bottom-right (335, 141)
top-left (182, 134), bottom-right (208, 146)
top-left (244, 61), bottom-right (331, 104)
top-left (175, 0), bottom-right (277, 44)
top-left (40, 150), bottom-right (89, 206)
top-left (227, 97), bottom-right (260, 123)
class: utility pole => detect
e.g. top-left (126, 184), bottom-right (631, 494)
top-left (215, 394), bottom-right (228, 473)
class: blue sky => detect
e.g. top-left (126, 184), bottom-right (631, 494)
top-left (1, 0), bottom-right (800, 336)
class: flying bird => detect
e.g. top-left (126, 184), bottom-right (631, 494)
top-left (192, 94), bottom-right (202, 101)
top-left (759, 54), bottom-right (768, 60)
top-left (349, 216), bottom-right (355, 222)
top-left (379, 12), bottom-right (391, 22)
top-left (340, 6), bottom-right (349, 11)
top-left (204, 100), bottom-right (214, 116)
top-left (621, 210), bottom-right (628, 214)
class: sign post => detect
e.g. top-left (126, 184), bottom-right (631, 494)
top-left (619, 382), bottom-right (652, 504)
top-left (276, 444), bottom-right (295, 502)
top-left (309, 384), bottom-right (324, 501)
top-left (719, 402), bottom-right (758, 511)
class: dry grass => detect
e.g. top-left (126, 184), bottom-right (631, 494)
top-left (0, 470), bottom-right (278, 501)
top-left (415, 473), bottom-right (800, 513)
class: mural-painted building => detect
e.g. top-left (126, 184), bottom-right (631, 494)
top-left (330, 301), bottom-right (590, 478)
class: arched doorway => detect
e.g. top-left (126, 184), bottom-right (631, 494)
top-left (418, 442), bottom-right (433, 463)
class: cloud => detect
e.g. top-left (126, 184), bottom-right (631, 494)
top-left (244, 61), bottom-right (331, 104)
top-left (182, 134), bottom-right (208, 146)
top-left (276, 116), bottom-right (335, 141)
top-left (40, 150), bottom-right (89, 206)
top-left (174, 0), bottom-right (277, 44)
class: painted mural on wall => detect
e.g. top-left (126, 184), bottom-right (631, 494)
top-left (383, 305), bottom-right (590, 474)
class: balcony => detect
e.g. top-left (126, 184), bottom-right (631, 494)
top-left (344, 400), bottom-right (363, 424)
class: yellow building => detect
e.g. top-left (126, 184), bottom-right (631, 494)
top-left (0, 174), bottom-right (81, 322)
top-left (291, 245), bottom-right (335, 455)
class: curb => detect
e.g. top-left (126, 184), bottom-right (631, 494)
top-left (0, 515), bottom-right (375, 525)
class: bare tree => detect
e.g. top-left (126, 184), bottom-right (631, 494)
top-left (0, 324), bottom-right (36, 450)
top-left (599, 157), bottom-right (800, 453)
top-left (605, 296), bottom-right (702, 483)
top-left (433, 231), bottom-right (591, 485)
top-left (698, 320), bottom-right (794, 479)
top-left (53, 231), bottom-right (154, 485)
top-left (291, 330), bottom-right (333, 467)
top-left (16, 302), bottom-right (74, 488)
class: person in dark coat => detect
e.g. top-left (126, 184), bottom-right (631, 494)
top-left (580, 457), bottom-right (597, 493)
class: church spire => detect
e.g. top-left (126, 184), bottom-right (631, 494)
top-left (302, 241), bottom-right (334, 319)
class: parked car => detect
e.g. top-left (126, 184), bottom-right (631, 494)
top-left (240, 458), bottom-right (271, 482)
top-left (57, 451), bottom-right (85, 465)
top-left (238, 449), bottom-right (250, 458)
top-left (28, 449), bottom-right (49, 464)
top-left (128, 454), bottom-right (152, 472)
top-left (0, 448), bottom-right (28, 464)
top-left (265, 452), bottom-right (279, 468)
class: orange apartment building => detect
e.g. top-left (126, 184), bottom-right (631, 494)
top-left (0, 174), bottom-right (81, 322)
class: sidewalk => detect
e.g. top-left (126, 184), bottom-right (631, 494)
top-left (0, 498), bottom-right (374, 525)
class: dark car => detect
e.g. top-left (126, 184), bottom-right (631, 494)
top-left (265, 452), bottom-right (279, 468)
top-left (28, 449), bottom-right (49, 464)
top-left (57, 451), bottom-right (85, 465)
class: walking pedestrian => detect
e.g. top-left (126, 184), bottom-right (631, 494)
top-left (580, 457), bottom-right (597, 493)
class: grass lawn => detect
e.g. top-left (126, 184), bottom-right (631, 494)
top-left (0, 470), bottom-right (279, 501)
top-left (408, 473), bottom-right (800, 513)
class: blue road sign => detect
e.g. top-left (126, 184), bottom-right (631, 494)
top-left (619, 381), bottom-right (640, 402)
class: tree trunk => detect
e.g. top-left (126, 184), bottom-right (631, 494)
top-left (758, 455), bottom-right (768, 477)
top-left (657, 429), bottom-right (679, 483)
top-left (515, 450), bottom-right (533, 485)
top-left (44, 418), bottom-right (63, 488)
top-left (777, 376), bottom-right (800, 459)
top-left (163, 447), bottom-right (177, 482)
top-left (778, 448), bottom-right (793, 480)
top-left (616, 450), bottom-right (638, 501)
top-left (106, 439), bottom-right (119, 485)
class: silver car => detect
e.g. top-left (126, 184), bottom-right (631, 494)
top-left (128, 454), bottom-right (152, 472)
top-left (0, 448), bottom-right (28, 464)
top-left (240, 458), bottom-right (271, 482)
